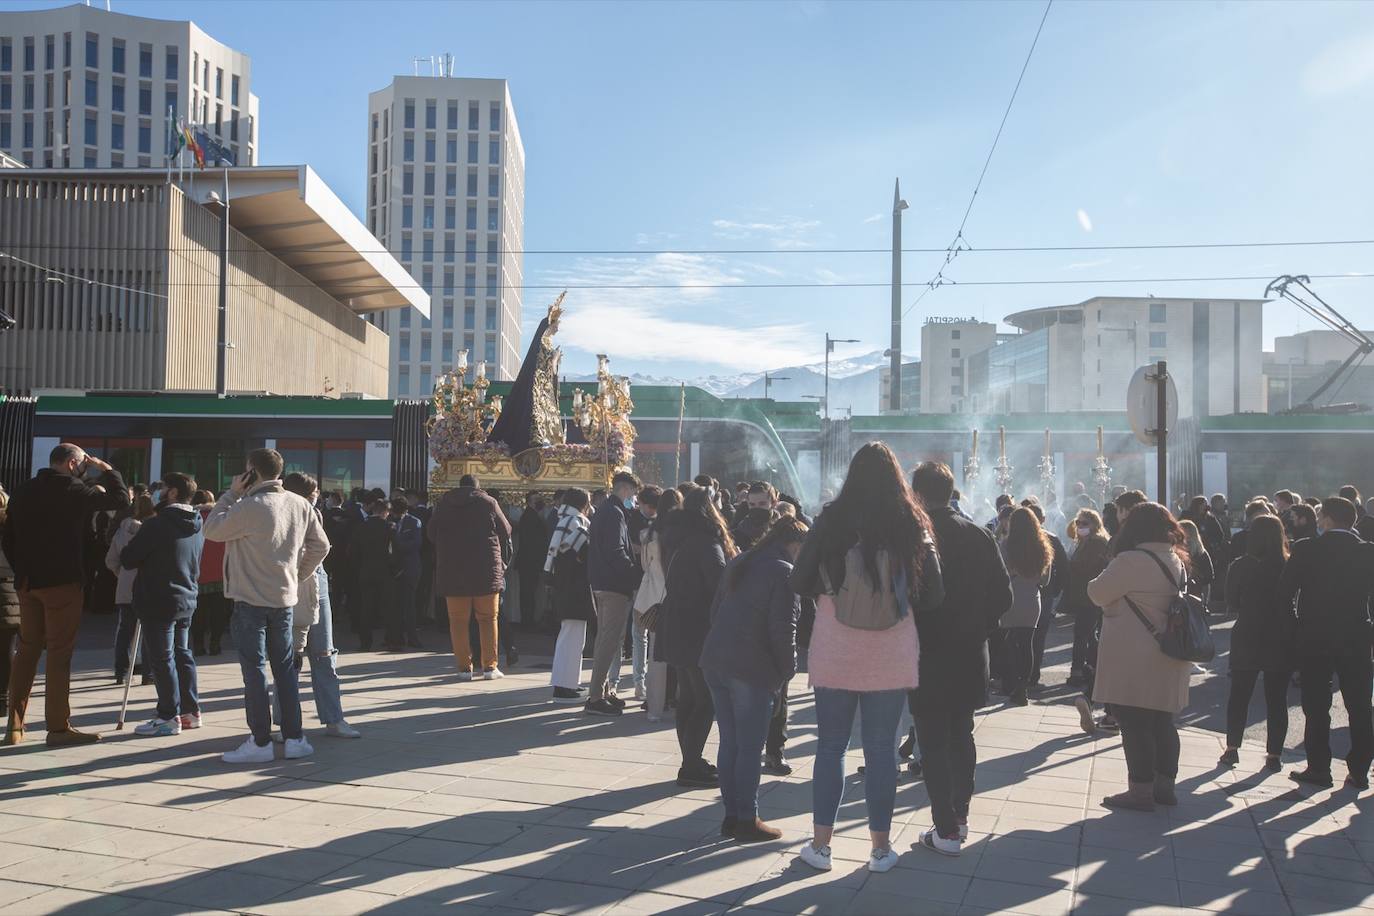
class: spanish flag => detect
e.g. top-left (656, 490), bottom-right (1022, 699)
top-left (181, 120), bottom-right (204, 168)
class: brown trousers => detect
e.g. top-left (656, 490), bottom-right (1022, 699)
top-left (8, 583), bottom-right (84, 732)
top-left (446, 594), bottom-right (499, 673)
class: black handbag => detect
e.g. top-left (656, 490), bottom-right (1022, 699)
top-left (1123, 549), bottom-right (1216, 663)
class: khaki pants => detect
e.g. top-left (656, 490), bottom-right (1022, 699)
top-left (446, 594), bottom-right (499, 673)
top-left (589, 590), bottom-right (632, 702)
top-left (8, 583), bottom-right (84, 732)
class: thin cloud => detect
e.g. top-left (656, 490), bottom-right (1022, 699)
top-left (1304, 32), bottom-right (1374, 96)
top-left (862, 213), bottom-right (884, 224)
top-left (1076, 209), bottom-right (1094, 233)
top-left (1063, 258), bottom-right (1111, 272)
top-left (711, 215), bottom-right (821, 248)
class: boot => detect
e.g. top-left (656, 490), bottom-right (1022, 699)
top-left (1103, 780), bottom-right (1155, 812)
top-left (1153, 774), bottom-right (1178, 807)
top-left (46, 727), bottom-right (100, 748)
top-left (733, 817), bottom-right (783, 843)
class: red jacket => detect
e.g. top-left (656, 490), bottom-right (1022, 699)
top-left (197, 506), bottom-right (225, 585)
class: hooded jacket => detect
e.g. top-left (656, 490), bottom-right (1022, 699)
top-left (2, 466), bottom-right (131, 590)
top-left (700, 542), bottom-right (799, 690)
top-left (428, 486), bottom-right (512, 597)
top-left (202, 480), bottom-right (330, 609)
top-left (120, 504), bottom-right (204, 622)
top-left (588, 497), bottom-right (642, 597)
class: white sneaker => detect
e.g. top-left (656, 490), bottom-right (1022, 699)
top-left (134, 717), bottom-right (181, 737)
top-left (634, 685), bottom-right (647, 702)
top-left (325, 721), bottom-right (361, 739)
top-left (869, 847), bottom-right (899, 873)
top-left (920, 827), bottom-right (962, 857)
top-left (222, 737), bottom-right (274, 764)
top-left (799, 841), bottom-right (832, 872)
top-left (284, 736), bottom-right (314, 759)
top-left (958, 821), bottom-right (969, 842)
top-left (179, 713), bottom-right (202, 730)
top-left (457, 671), bottom-right (475, 682)
top-left (483, 668), bottom-right (504, 680)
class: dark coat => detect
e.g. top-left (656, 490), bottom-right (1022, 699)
top-left (515, 508), bottom-right (550, 575)
top-left (348, 516), bottom-right (396, 585)
top-left (699, 543), bottom-right (798, 691)
top-left (428, 486), bottom-right (512, 597)
top-left (0, 523), bottom-right (18, 630)
top-left (588, 498), bottom-right (641, 597)
top-left (1187, 549), bottom-right (1215, 596)
top-left (2, 467), bottom-right (131, 590)
top-left (659, 526), bottom-right (727, 668)
top-left (120, 504), bottom-right (204, 622)
top-left (917, 505), bottom-right (1013, 707)
top-left (550, 542), bottom-right (596, 624)
top-left (1357, 515), bottom-right (1374, 544)
top-left (1280, 530), bottom-right (1374, 658)
top-left (391, 512), bottom-right (423, 576)
top-left (1063, 535), bottom-right (1111, 616)
top-left (1043, 532), bottom-right (1069, 613)
top-left (1225, 553), bottom-right (1296, 672)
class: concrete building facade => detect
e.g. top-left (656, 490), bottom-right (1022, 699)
top-left (1264, 328), bottom-right (1374, 413)
top-left (0, 4), bottom-right (258, 169)
top-left (0, 167), bottom-right (425, 397)
top-left (919, 318), bottom-right (998, 414)
top-left (878, 360), bottom-right (921, 415)
top-left (366, 75), bottom-right (525, 397)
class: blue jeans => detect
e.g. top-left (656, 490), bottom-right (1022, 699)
top-left (113, 604), bottom-right (145, 678)
top-left (813, 687), bottom-right (907, 833)
top-left (273, 567), bottom-right (345, 726)
top-left (141, 615), bottom-right (199, 721)
top-left (631, 613), bottom-right (649, 691)
top-left (232, 602), bottom-right (301, 745)
top-left (704, 669), bottom-right (775, 820)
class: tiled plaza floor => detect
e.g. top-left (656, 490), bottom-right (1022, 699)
top-left (2, 620), bottom-right (1373, 915)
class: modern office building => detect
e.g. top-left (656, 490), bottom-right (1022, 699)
top-left (0, 167), bottom-right (426, 396)
top-left (955, 296), bottom-right (1265, 418)
top-left (919, 318), bottom-right (998, 414)
top-left (365, 74), bottom-right (525, 397)
top-left (1264, 328), bottom-right (1374, 413)
top-left (0, 3), bottom-right (258, 169)
top-left (878, 360), bottom-right (921, 415)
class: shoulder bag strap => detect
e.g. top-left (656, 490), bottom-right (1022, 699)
top-left (1129, 547), bottom-right (1185, 593)
top-left (1123, 593), bottom-right (1162, 640)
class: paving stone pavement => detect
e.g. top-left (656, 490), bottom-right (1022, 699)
top-left (2, 623), bottom-right (1373, 915)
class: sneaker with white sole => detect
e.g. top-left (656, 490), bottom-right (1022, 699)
top-left (799, 841), bottom-right (833, 872)
top-left (958, 819), bottom-right (969, 841)
top-left (134, 717), bottom-right (181, 737)
top-left (634, 685), bottom-right (647, 702)
top-left (222, 737), bottom-right (274, 764)
top-left (920, 827), bottom-right (962, 857)
top-left (325, 721), bottom-right (361, 739)
top-left (869, 847), bottom-right (899, 873)
top-left (284, 736), bottom-right (314, 759)
top-left (483, 668), bottom-right (504, 680)
top-left (179, 713), bottom-right (202, 730)
top-left (456, 671), bottom-right (475, 682)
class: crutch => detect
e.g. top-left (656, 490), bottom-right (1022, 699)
top-left (115, 618), bottom-right (143, 730)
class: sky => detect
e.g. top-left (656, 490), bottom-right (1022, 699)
top-left (13, 0), bottom-right (1374, 378)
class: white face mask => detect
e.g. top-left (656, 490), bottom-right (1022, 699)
top-left (1076, 525), bottom-right (1092, 538)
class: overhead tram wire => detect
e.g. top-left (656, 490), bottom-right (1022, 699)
top-left (903, 0), bottom-right (1054, 320)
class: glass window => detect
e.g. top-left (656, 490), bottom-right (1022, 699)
top-left (447, 100), bottom-right (458, 129)
top-left (421, 335), bottom-right (432, 362)
top-left (163, 439), bottom-right (250, 495)
top-left (488, 171), bottom-right (499, 197)
top-left (83, 113), bottom-right (95, 144)
top-left (403, 136), bottom-right (413, 162)
top-left (443, 269), bottom-right (455, 296)
top-left (421, 367), bottom-right (432, 396)
top-left (231, 74), bottom-right (239, 106)
top-left (464, 270), bottom-right (476, 296)
top-left (22, 117), bottom-right (32, 147)
top-left (165, 47), bottom-right (177, 80)
top-left (138, 123), bottom-right (150, 153)
top-left (277, 440), bottom-right (321, 483)
top-left (423, 169), bottom-right (434, 195)
top-left (951, 348), bottom-right (960, 358)
top-left (85, 33), bottom-right (98, 68)
top-left (424, 136), bottom-right (435, 162)
top-left (445, 169), bottom-right (457, 195)
top-left (320, 441), bottom-right (365, 495)
top-left (215, 67), bottom-right (222, 98)
top-left (1149, 331), bottom-right (1167, 349)
top-left (1149, 303), bottom-right (1166, 323)
top-left (446, 137), bottom-right (457, 162)
top-left (402, 168), bottom-right (413, 194)
top-left (230, 115), bottom-right (238, 141)
top-left (467, 138), bottom-right (478, 162)
top-left (111, 80), bottom-right (123, 112)
top-left (465, 204), bottom-right (476, 230)
top-left (423, 236), bottom-right (434, 261)
top-left (23, 38), bottom-right (33, 72)
top-left (398, 365), bottom-right (410, 396)
top-left (468, 101), bottom-right (478, 130)
top-left (490, 102), bottom-right (501, 131)
top-left (484, 335), bottom-right (496, 364)
top-left (401, 203), bottom-right (412, 228)
top-left (202, 59), bottom-right (208, 89)
top-left (22, 75), bottom-right (32, 109)
top-left (423, 203), bottom-right (434, 229)
top-left (444, 237), bottom-right (455, 262)
top-left (489, 139), bottom-right (499, 163)
top-left (0, 39), bottom-right (10, 72)
top-left (112, 39), bottom-right (125, 74)
top-left (486, 302), bottom-right (497, 329)
top-left (445, 204), bottom-right (455, 229)
top-left (165, 87), bottom-right (177, 116)
top-left (399, 334), bottom-right (411, 361)
top-left (464, 301), bottom-right (475, 328)
top-left (465, 238), bottom-right (476, 263)
top-left (138, 84), bottom-right (150, 115)
top-left (403, 99), bottom-right (414, 128)
top-left (486, 269), bottom-right (498, 296)
top-left (0, 122), bottom-right (8, 148)
top-left (84, 75), bottom-right (97, 106)
top-left (139, 44), bottom-right (152, 78)
top-left (425, 99), bottom-right (435, 129)
top-left (442, 333), bottom-right (453, 361)
top-left (401, 236), bottom-right (412, 261)
top-left (400, 308), bottom-right (411, 328)
top-left (466, 171), bottom-right (477, 196)
top-left (487, 205), bottom-right (498, 231)
top-left (45, 36), bottom-right (54, 70)
top-left (486, 235), bottom-right (498, 263)
top-left (0, 80), bottom-right (9, 110)
top-left (464, 332), bottom-right (474, 354)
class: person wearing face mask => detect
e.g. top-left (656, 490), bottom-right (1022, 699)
top-left (4, 443), bottom-right (130, 747)
top-left (584, 472), bottom-right (644, 716)
top-left (1288, 503), bottom-right (1318, 543)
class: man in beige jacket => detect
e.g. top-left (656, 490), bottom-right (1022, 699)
top-left (204, 448), bottom-right (329, 764)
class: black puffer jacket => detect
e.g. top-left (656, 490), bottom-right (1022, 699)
top-left (699, 543), bottom-right (798, 690)
top-left (2, 467), bottom-right (130, 590)
top-left (1226, 553), bottom-right (1296, 672)
top-left (659, 525), bottom-right (727, 668)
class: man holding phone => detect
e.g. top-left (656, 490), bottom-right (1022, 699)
top-left (4, 443), bottom-right (130, 747)
top-left (204, 448), bottom-right (329, 763)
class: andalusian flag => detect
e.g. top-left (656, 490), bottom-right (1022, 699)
top-left (167, 110), bottom-right (185, 160)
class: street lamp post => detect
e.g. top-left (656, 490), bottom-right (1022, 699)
top-left (801, 393), bottom-right (826, 416)
top-left (208, 168), bottom-right (230, 398)
top-left (825, 333), bottom-right (860, 421)
top-left (763, 371), bottom-right (790, 400)
top-left (890, 179), bottom-right (909, 413)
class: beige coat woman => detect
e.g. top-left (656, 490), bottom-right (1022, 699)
top-left (1087, 542), bottom-right (1191, 714)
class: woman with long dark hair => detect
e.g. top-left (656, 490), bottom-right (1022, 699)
top-left (1220, 515), bottom-right (1295, 770)
top-left (1087, 502), bottom-right (1191, 811)
top-left (997, 506), bottom-right (1052, 706)
top-left (659, 486), bottom-right (738, 788)
top-left (701, 515), bottom-right (809, 843)
top-left (1064, 509), bottom-right (1112, 730)
top-left (791, 442), bottom-right (944, 874)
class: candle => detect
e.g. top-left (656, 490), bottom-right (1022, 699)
top-left (1097, 425), bottom-right (1104, 455)
top-left (971, 429), bottom-right (978, 454)
top-left (1044, 429), bottom-right (1051, 457)
top-left (999, 426), bottom-right (1006, 457)
top-left (456, 349), bottom-right (468, 372)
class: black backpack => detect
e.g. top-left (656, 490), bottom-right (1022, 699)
top-left (1123, 548), bottom-right (1216, 663)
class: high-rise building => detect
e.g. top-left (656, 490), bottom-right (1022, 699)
top-left (366, 75), bottom-right (525, 397)
top-left (0, 4), bottom-right (259, 169)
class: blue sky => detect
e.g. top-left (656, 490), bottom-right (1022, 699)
top-left (16, 0), bottom-right (1374, 377)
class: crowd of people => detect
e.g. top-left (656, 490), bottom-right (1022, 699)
top-left (3, 439), bottom-right (1374, 877)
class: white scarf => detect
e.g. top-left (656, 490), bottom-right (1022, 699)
top-left (544, 504), bottom-right (589, 573)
